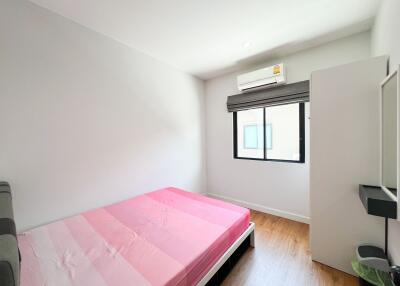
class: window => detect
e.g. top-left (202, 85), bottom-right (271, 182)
top-left (233, 102), bottom-right (305, 163)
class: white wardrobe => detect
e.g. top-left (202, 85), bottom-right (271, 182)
top-left (310, 56), bottom-right (388, 274)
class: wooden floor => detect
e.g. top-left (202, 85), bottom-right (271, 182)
top-left (221, 210), bottom-right (358, 286)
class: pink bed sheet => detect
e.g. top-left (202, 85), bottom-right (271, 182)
top-left (18, 187), bottom-right (250, 286)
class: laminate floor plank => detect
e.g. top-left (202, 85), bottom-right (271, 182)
top-left (221, 210), bottom-right (358, 286)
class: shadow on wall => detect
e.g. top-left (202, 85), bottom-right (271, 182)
top-left (205, 19), bottom-right (373, 79)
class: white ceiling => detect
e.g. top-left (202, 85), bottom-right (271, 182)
top-left (29, 0), bottom-right (381, 79)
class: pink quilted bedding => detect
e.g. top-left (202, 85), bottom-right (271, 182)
top-left (18, 187), bottom-right (250, 286)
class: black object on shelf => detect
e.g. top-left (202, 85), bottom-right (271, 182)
top-left (359, 185), bottom-right (397, 256)
top-left (359, 185), bottom-right (397, 219)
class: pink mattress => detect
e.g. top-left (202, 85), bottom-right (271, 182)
top-left (18, 187), bottom-right (250, 286)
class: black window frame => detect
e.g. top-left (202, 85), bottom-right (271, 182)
top-left (233, 102), bottom-right (305, 163)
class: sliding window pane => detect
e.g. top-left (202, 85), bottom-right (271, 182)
top-left (265, 103), bottom-right (300, 161)
top-left (236, 108), bottom-right (264, 159)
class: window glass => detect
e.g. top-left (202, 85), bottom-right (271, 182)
top-left (265, 103), bottom-right (300, 161)
top-left (236, 108), bottom-right (264, 159)
top-left (243, 125), bottom-right (259, 149)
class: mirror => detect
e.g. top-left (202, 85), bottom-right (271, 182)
top-left (381, 70), bottom-right (398, 202)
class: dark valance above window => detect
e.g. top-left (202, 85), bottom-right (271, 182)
top-left (227, 80), bottom-right (310, 112)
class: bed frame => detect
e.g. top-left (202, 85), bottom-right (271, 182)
top-left (198, 222), bottom-right (255, 286)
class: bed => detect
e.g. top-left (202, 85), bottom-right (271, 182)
top-left (0, 184), bottom-right (254, 286)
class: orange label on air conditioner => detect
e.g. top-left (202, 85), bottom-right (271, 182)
top-left (273, 65), bottom-right (281, 74)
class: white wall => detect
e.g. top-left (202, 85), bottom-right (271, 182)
top-left (0, 0), bottom-right (206, 231)
top-left (205, 32), bottom-right (371, 223)
top-left (371, 0), bottom-right (400, 266)
top-left (372, 0), bottom-right (400, 73)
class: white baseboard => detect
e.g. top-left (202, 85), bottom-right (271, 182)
top-left (207, 193), bottom-right (310, 224)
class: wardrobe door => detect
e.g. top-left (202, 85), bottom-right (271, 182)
top-left (310, 56), bottom-right (388, 274)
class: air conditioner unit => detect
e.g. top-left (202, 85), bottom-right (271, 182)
top-left (237, 63), bottom-right (286, 92)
